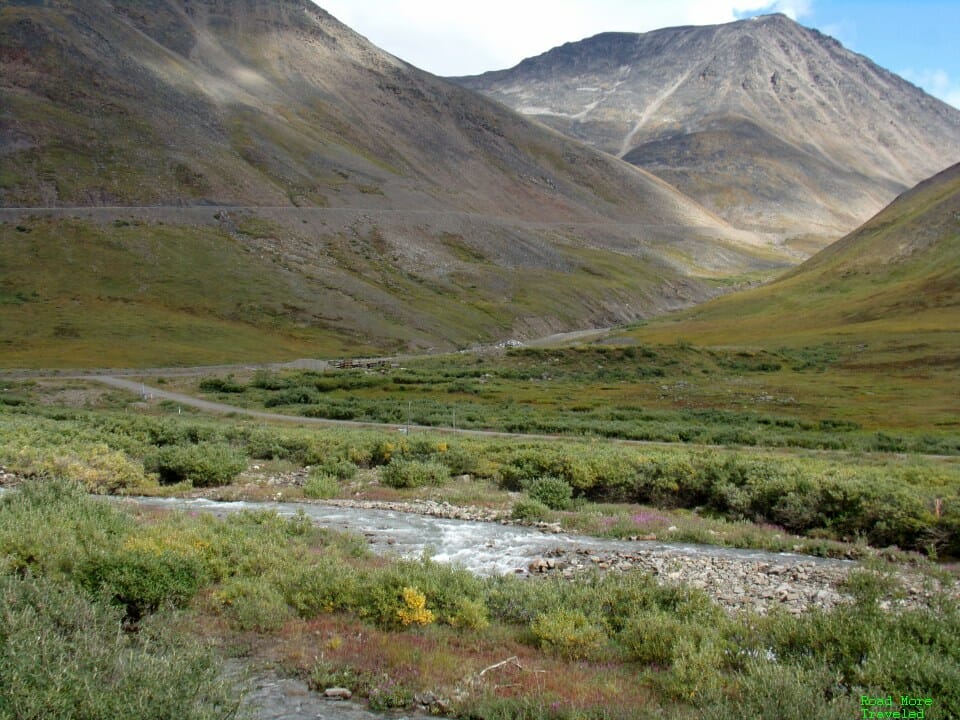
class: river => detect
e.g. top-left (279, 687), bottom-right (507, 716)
top-left (1, 487), bottom-right (853, 719)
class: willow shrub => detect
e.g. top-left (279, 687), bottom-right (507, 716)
top-left (0, 575), bottom-right (236, 720)
top-left (380, 458), bottom-right (450, 488)
top-left (145, 442), bottom-right (247, 487)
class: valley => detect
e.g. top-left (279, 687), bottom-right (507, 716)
top-left (1, 0), bottom-right (959, 718)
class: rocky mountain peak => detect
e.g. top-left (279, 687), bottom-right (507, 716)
top-left (452, 15), bottom-right (960, 245)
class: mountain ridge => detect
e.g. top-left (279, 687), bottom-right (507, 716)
top-left (0, 0), bottom-right (786, 366)
top-left (453, 14), bottom-right (960, 246)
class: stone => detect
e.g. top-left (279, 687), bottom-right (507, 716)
top-left (324, 688), bottom-right (352, 700)
top-left (415, 691), bottom-right (437, 706)
top-left (528, 559), bottom-right (549, 573)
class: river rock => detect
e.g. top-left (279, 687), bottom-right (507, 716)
top-left (0, 466), bottom-right (25, 486)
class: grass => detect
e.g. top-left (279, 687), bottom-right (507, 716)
top-left (189, 341), bottom-right (960, 453)
top-left (611, 165), bottom-right (960, 352)
top-left (0, 217), bottom-right (374, 367)
top-left (0, 215), bottom-right (720, 368)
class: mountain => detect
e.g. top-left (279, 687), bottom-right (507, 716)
top-left (0, 0), bottom-right (780, 367)
top-left (453, 14), bottom-right (960, 249)
top-left (615, 161), bottom-right (960, 347)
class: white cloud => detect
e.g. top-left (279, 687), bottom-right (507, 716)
top-left (315, 1), bottom-right (814, 76)
top-left (900, 68), bottom-right (960, 109)
top-left (732, 0), bottom-right (812, 21)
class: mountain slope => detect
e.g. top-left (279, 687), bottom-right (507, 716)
top-left (0, 0), bottom-right (783, 367)
top-left (616, 161), bottom-right (960, 346)
top-left (1, 0), bottom-right (742, 226)
top-left (453, 15), bottom-right (960, 246)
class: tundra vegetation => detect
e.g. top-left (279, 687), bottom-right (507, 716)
top-left (193, 343), bottom-right (960, 455)
top-left (0, 379), bottom-right (959, 718)
top-left (1, 478), bottom-right (958, 719)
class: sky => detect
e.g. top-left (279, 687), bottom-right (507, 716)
top-left (315, 0), bottom-right (960, 108)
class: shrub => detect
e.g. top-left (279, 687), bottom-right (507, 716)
top-left (12, 442), bottom-right (145, 494)
top-left (303, 472), bottom-right (339, 499)
top-left (448, 596), bottom-right (490, 630)
top-left (396, 586), bottom-right (434, 626)
top-left (698, 660), bottom-right (859, 720)
top-left (77, 545), bottom-right (207, 621)
top-left (371, 439), bottom-right (408, 466)
top-left (250, 370), bottom-right (290, 390)
top-left (212, 576), bottom-right (292, 632)
top-left (147, 442), bottom-right (246, 487)
top-left (526, 476), bottom-right (573, 510)
top-left (197, 376), bottom-right (245, 393)
top-left (242, 428), bottom-right (309, 461)
top-left (280, 560), bottom-right (361, 618)
top-left (620, 610), bottom-right (686, 666)
top-left (380, 458), bottom-right (449, 489)
top-left (263, 386), bottom-right (321, 407)
top-left (438, 443), bottom-right (483, 475)
top-left (511, 498), bottom-right (552, 522)
top-left (0, 574), bottom-right (237, 720)
top-left (0, 479), bottom-right (133, 579)
top-left (314, 457), bottom-right (358, 481)
top-left (530, 608), bottom-right (606, 660)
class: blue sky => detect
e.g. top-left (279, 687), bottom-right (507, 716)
top-left (317, 0), bottom-right (960, 108)
top-left (798, 1), bottom-right (960, 106)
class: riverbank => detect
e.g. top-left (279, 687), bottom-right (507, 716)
top-left (4, 478), bottom-right (960, 719)
top-left (7, 464), bottom-right (951, 618)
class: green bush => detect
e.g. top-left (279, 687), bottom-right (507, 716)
top-left (280, 559), bottom-right (361, 618)
top-left (525, 476), bottom-right (573, 510)
top-left (314, 457), bottom-right (358, 481)
top-left (250, 370), bottom-right (290, 390)
top-left (448, 596), bottom-right (490, 630)
top-left (0, 574), bottom-right (236, 720)
top-left (380, 458), bottom-right (449, 488)
top-left (147, 442), bottom-right (246, 487)
top-left (197, 376), bottom-right (245, 393)
top-left (0, 479), bottom-right (132, 579)
top-left (511, 497), bottom-right (552, 522)
top-left (263, 386), bottom-right (321, 407)
top-left (303, 472), bottom-right (339, 499)
top-left (530, 608), bottom-right (607, 660)
top-left (698, 660), bottom-right (859, 720)
top-left (438, 443), bottom-right (483, 475)
top-left (213, 576), bottom-right (292, 632)
top-left (620, 610), bottom-right (686, 666)
top-left (242, 428), bottom-right (309, 461)
top-left (77, 546), bottom-right (208, 621)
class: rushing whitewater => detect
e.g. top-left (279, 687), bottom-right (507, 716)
top-left (124, 495), bottom-right (841, 574)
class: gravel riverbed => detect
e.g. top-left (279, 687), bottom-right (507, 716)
top-left (3, 470), bottom-right (956, 616)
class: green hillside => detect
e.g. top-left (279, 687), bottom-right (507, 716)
top-left (0, 214), bottom-right (705, 367)
top-left (618, 163), bottom-right (960, 347)
top-left (601, 164), bottom-right (960, 434)
top-left (0, 0), bottom-right (788, 367)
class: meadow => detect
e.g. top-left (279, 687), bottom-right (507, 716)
top-left (2, 370), bottom-right (959, 718)
top-left (186, 341), bottom-right (960, 454)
